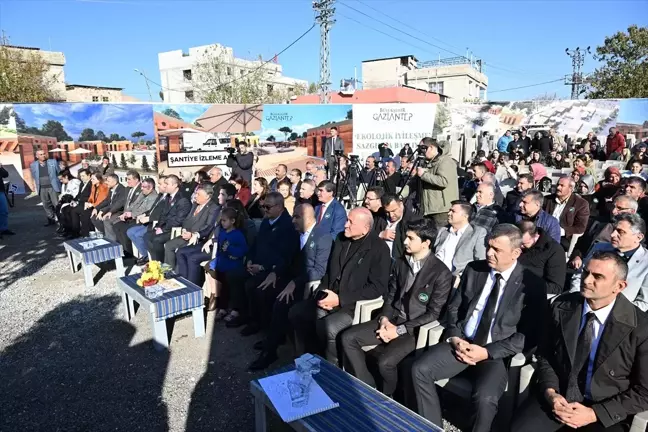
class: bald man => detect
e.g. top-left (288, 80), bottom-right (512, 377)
top-left (250, 203), bottom-right (334, 371)
top-left (289, 207), bottom-right (392, 366)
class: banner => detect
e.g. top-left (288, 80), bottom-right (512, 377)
top-left (352, 103), bottom-right (437, 161)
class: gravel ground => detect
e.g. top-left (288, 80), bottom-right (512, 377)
top-left (0, 198), bottom-right (463, 432)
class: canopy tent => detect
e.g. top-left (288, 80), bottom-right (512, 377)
top-left (68, 148), bottom-right (92, 155)
top-left (195, 104), bottom-right (262, 135)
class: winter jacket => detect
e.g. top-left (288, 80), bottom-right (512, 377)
top-left (418, 141), bottom-right (459, 216)
top-left (606, 132), bottom-right (626, 157)
top-left (518, 228), bottom-right (566, 294)
top-left (497, 135), bottom-right (512, 153)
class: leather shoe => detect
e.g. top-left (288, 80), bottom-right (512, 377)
top-left (225, 315), bottom-right (248, 328)
top-left (248, 351), bottom-right (278, 371)
top-left (136, 257), bottom-right (149, 266)
top-left (240, 323), bottom-right (260, 336)
top-left (253, 340), bottom-right (265, 351)
top-left (1, 230), bottom-right (15, 236)
top-left (44, 219), bottom-right (56, 227)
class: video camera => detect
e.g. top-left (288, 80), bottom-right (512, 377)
top-left (226, 147), bottom-right (237, 155)
top-left (334, 149), bottom-right (344, 157)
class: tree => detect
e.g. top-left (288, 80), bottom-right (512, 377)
top-left (278, 126), bottom-right (292, 142)
top-left (0, 106), bottom-right (12, 125)
top-left (266, 135), bottom-right (276, 142)
top-left (132, 131), bottom-right (146, 141)
top-left (346, 109), bottom-right (353, 120)
top-left (119, 153), bottom-right (128, 169)
top-left (119, 136), bottom-right (126, 141)
top-left (586, 25), bottom-right (648, 99)
top-left (111, 154), bottom-right (118, 167)
top-left (128, 154), bottom-right (137, 165)
top-left (40, 120), bottom-right (72, 141)
top-left (108, 133), bottom-right (121, 142)
top-left (289, 132), bottom-right (298, 141)
top-left (95, 130), bottom-right (106, 141)
top-left (152, 153), bottom-right (158, 172)
top-left (0, 34), bottom-right (63, 102)
top-left (161, 108), bottom-right (182, 120)
top-left (79, 128), bottom-right (96, 141)
top-left (307, 82), bottom-right (318, 94)
top-left (192, 46), bottom-right (306, 104)
top-left (14, 112), bottom-right (26, 131)
top-left (301, 132), bottom-right (308, 138)
top-left (141, 155), bottom-right (151, 172)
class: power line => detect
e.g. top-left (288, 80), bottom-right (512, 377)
top-left (488, 78), bottom-right (564, 94)
top-left (140, 24), bottom-right (316, 94)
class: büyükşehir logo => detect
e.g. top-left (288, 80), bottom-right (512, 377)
top-left (373, 107), bottom-right (413, 122)
top-left (265, 113), bottom-right (293, 122)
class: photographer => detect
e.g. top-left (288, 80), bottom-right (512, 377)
top-left (226, 140), bottom-right (254, 183)
top-left (412, 138), bottom-right (459, 226)
top-left (360, 156), bottom-right (379, 188)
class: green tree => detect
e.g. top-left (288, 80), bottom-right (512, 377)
top-left (40, 120), bottom-right (72, 141)
top-left (0, 35), bottom-right (63, 102)
top-left (587, 25), bottom-right (648, 99)
top-left (120, 153), bottom-right (128, 169)
top-left (433, 104), bottom-right (451, 137)
top-left (141, 155), bottom-right (151, 172)
top-left (0, 106), bottom-right (12, 125)
top-left (289, 132), bottom-right (298, 141)
top-left (307, 82), bottom-right (318, 94)
top-left (161, 108), bottom-right (182, 120)
top-left (108, 133), bottom-right (121, 142)
top-left (111, 154), bottom-right (118, 167)
top-left (267, 135), bottom-right (275, 142)
top-left (95, 130), bottom-right (106, 141)
top-left (278, 126), bottom-right (292, 142)
top-left (152, 153), bottom-right (159, 172)
top-left (132, 131), bottom-right (146, 141)
top-left (79, 128), bottom-right (96, 141)
top-left (128, 154), bottom-right (137, 166)
top-left (346, 109), bottom-right (353, 120)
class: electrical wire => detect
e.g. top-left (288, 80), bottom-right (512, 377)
top-left (488, 78), bottom-right (564, 94)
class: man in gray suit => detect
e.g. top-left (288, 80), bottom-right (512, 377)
top-left (434, 200), bottom-right (487, 286)
top-left (570, 213), bottom-right (648, 311)
top-left (163, 184), bottom-right (219, 267)
top-left (29, 149), bottom-right (61, 226)
top-left (103, 170), bottom-right (142, 241)
top-left (112, 177), bottom-right (159, 252)
top-left (322, 126), bottom-right (344, 181)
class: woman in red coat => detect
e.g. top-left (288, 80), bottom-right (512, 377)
top-left (230, 176), bottom-right (251, 206)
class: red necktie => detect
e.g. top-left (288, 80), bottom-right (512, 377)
top-left (318, 205), bottom-right (326, 223)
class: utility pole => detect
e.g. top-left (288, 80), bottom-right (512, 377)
top-left (564, 47), bottom-right (591, 100)
top-left (313, 0), bottom-right (335, 104)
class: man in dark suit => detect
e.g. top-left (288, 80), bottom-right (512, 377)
top-left (92, 174), bottom-right (127, 234)
top-left (113, 177), bottom-right (158, 253)
top-left (411, 223), bottom-right (545, 432)
top-left (289, 207), bottom-right (391, 366)
top-left (61, 169), bottom-right (92, 237)
top-left (322, 126), bottom-right (344, 180)
top-left (342, 218), bottom-right (453, 396)
top-left (471, 182), bottom-right (505, 231)
top-left (543, 175), bottom-right (590, 251)
top-left (289, 168), bottom-right (302, 198)
top-left (374, 194), bottom-right (414, 261)
top-left (249, 203), bottom-right (333, 371)
top-left (381, 159), bottom-right (402, 195)
top-left (512, 251), bottom-right (648, 431)
top-left (517, 220), bottom-right (566, 295)
top-left (103, 170), bottom-right (142, 241)
top-left (226, 192), bottom-right (299, 332)
top-left (297, 179), bottom-right (318, 207)
top-left (143, 175), bottom-right (192, 263)
top-left (314, 181), bottom-right (347, 240)
top-left (268, 164), bottom-right (288, 192)
top-left (504, 173), bottom-right (534, 216)
top-left (162, 184), bottom-right (219, 268)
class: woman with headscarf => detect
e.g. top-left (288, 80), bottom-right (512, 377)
top-left (576, 174), bottom-right (599, 219)
top-left (594, 166), bottom-right (622, 222)
top-left (530, 163), bottom-right (551, 192)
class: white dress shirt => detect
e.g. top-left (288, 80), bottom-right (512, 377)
top-left (435, 224), bottom-right (469, 272)
top-left (552, 196), bottom-right (569, 220)
top-left (582, 299), bottom-right (615, 399)
top-left (384, 216), bottom-right (403, 255)
top-left (464, 262), bottom-right (518, 344)
top-left (300, 223), bottom-right (315, 250)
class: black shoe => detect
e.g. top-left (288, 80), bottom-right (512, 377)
top-left (44, 219), bottom-right (56, 227)
top-left (248, 351), bottom-right (278, 371)
top-left (56, 226), bottom-right (65, 234)
top-left (240, 323), bottom-right (260, 336)
top-left (225, 315), bottom-right (248, 328)
top-left (253, 340), bottom-right (266, 351)
top-left (0, 230), bottom-right (15, 236)
top-left (136, 257), bottom-right (149, 266)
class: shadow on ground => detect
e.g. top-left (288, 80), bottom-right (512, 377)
top-left (0, 295), bottom-right (170, 431)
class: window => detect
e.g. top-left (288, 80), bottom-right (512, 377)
top-left (240, 69), bottom-right (245, 76)
top-left (183, 69), bottom-right (192, 81)
top-left (92, 96), bottom-right (99, 102)
top-left (227, 67), bottom-right (232, 76)
top-left (288, 87), bottom-right (294, 93)
top-left (185, 90), bottom-right (194, 102)
top-left (479, 87), bottom-right (486, 100)
top-left (102, 97), bottom-right (109, 102)
top-left (267, 84), bottom-right (274, 94)
top-left (428, 81), bottom-right (444, 94)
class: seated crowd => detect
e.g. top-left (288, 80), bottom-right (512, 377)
top-left (50, 131), bottom-right (648, 431)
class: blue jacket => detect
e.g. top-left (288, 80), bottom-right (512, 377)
top-left (290, 226), bottom-right (333, 290)
top-left (315, 199), bottom-right (347, 240)
top-left (497, 135), bottom-right (512, 153)
top-left (209, 228), bottom-right (248, 272)
top-left (515, 209), bottom-right (561, 243)
top-left (250, 210), bottom-right (299, 277)
top-left (30, 159), bottom-right (61, 193)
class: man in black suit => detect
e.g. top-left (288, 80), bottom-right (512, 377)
top-left (61, 169), bottom-right (92, 237)
top-left (322, 126), bottom-right (344, 180)
top-left (289, 207), bottom-right (391, 366)
top-left (374, 194), bottom-right (415, 261)
top-left (249, 203), bottom-right (333, 371)
top-left (381, 159), bottom-right (402, 195)
top-left (226, 192), bottom-right (299, 332)
top-left (342, 218), bottom-right (453, 396)
top-left (143, 174), bottom-right (191, 263)
top-left (289, 168), bottom-right (302, 198)
top-left (411, 223), bottom-right (545, 432)
top-left (92, 174), bottom-right (127, 234)
top-left (505, 173), bottom-right (534, 216)
top-left (513, 251), bottom-right (648, 431)
top-left (297, 179), bottom-right (318, 207)
top-left (102, 170), bottom-right (142, 241)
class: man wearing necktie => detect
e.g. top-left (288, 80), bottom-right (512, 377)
top-left (322, 126), bottom-right (344, 182)
top-left (411, 223), bottom-right (545, 432)
top-left (513, 251), bottom-right (648, 431)
top-left (570, 213), bottom-right (648, 312)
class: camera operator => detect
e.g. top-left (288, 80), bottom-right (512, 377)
top-left (381, 159), bottom-right (402, 195)
top-left (226, 140), bottom-right (254, 184)
top-left (411, 138), bottom-right (459, 226)
top-left (360, 156), bottom-right (379, 188)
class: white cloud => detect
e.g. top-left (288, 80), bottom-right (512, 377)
top-left (260, 123), bottom-right (314, 140)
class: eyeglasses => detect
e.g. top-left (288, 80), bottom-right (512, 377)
top-left (614, 206), bottom-right (632, 212)
top-left (261, 203), bottom-right (277, 210)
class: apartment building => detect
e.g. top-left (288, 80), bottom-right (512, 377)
top-left (65, 84), bottom-right (125, 102)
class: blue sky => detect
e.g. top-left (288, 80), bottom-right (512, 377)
top-left (260, 104), bottom-right (350, 140)
top-left (14, 103), bottom-right (155, 140)
top-left (618, 99), bottom-right (648, 124)
top-left (1, 0), bottom-right (646, 102)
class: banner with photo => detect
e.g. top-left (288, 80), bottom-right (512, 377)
top-left (352, 103), bottom-right (437, 162)
top-left (2, 103), bottom-right (155, 194)
top-left (0, 104), bottom-right (23, 193)
top-left (258, 104), bottom-right (352, 178)
top-left (152, 104), bottom-right (262, 178)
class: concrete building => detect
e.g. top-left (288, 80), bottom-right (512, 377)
top-left (65, 84), bottom-right (125, 102)
top-left (291, 86), bottom-right (443, 104)
top-left (158, 43), bottom-right (309, 103)
top-left (5, 45), bottom-right (66, 100)
top-left (361, 55), bottom-right (488, 102)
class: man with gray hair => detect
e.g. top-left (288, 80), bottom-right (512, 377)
top-left (480, 171), bottom-right (505, 207)
top-left (29, 149), bottom-right (62, 226)
top-left (412, 223), bottom-right (545, 431)
top-left (471, 182), bottom-right (504, 231)
top-left (208, 165), bottom-right (228, 196)
top-left (570, 213), bottom-right (648, 311)
top-left (543, 174), bottom-right (590, 251)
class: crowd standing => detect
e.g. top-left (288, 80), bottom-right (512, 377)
top-left (8, 125), bottom-right (648, 432)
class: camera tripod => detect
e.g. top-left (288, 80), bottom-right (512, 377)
top-left (333, 153), bottom-right (375, 208)
top-left (397, 150), bottom-right (427, 215)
